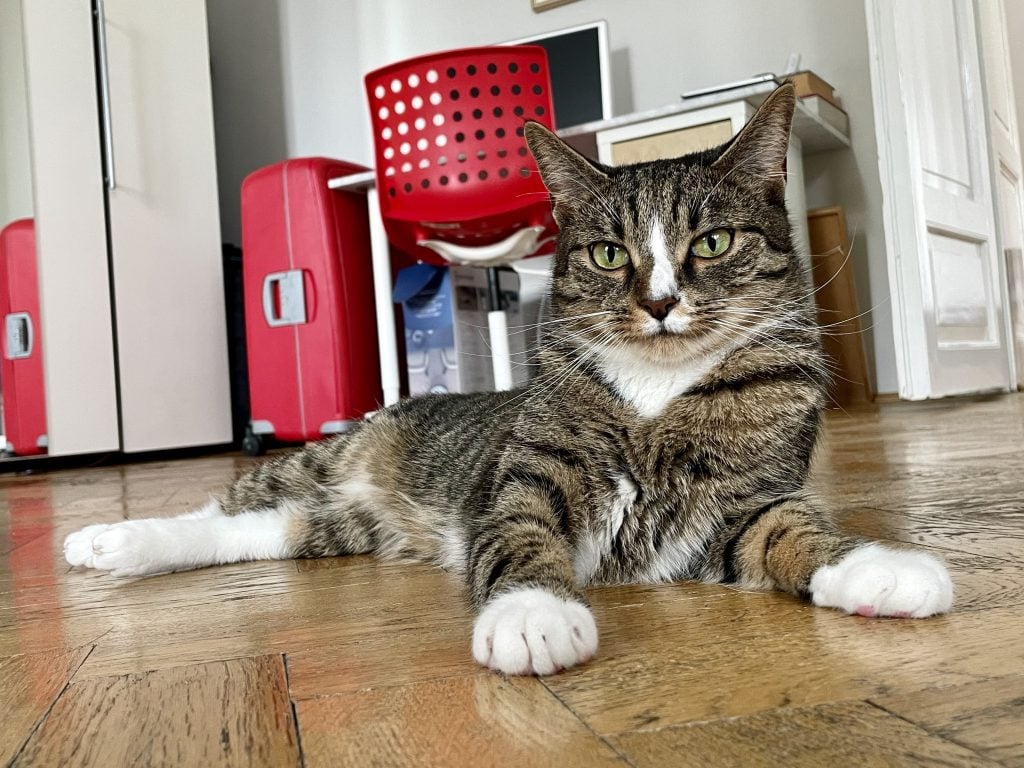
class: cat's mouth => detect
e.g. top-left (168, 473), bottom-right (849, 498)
top-left (618, 319), bottom-right (707, 360)
top-left (638, 311), bottom-right (696, 338)
top-left (617, 306), bottom-right (747, 362)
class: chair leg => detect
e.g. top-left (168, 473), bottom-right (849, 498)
top-left (367, 186), bottom-right (402, 406)
top-left (486, 267), bottom-right (513, 391)
top-left (488, 309), bottom-right (513, 391)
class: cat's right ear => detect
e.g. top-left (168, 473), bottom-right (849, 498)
top-left (524, 121), bottom-right (610, 226)
top-left (711, 83), bottom-right (795, 194)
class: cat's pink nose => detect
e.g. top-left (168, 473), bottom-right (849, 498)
top-left (639, 297), bottom-right (678, 321)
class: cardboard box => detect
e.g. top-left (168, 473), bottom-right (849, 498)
top-left (786, 71), bottom-right (842, 109)
top-left (394, 260), bottom-right (550, 396)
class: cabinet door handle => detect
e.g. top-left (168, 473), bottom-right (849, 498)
top-left (94, 0), bottom-right (115, 190)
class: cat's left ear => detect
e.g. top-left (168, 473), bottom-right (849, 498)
top-left (712, 83), bottom-right (795, 192)
top-left (524, 121), bottom-right (610, 226)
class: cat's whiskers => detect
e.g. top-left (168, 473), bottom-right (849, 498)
top-left (725, 307), bottom-right (883, 339)
top-left (504, 310), bottom-right (614, 337)
top-left (544, 331), bottom-right (629, 415)
top-left (708, 314), bottom-right (854, 410)
top-left (529, 325), bottom-right (621, 412)
top-left (723, 298), bottom-right (889, 340)
top-left (710, 312), bottom-right (829, 376)
top-left (487, 320), bottom-right (618, 413)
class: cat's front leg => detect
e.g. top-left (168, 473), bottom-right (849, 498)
top-left (718, 493), bottom-right (953, 617)
top-left (466, 473), bottom-right (597, 676)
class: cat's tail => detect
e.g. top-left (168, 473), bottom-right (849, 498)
top-left (64, 425), bottom-right (450, 578)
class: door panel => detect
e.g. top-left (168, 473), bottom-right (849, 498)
top-left (929, 232), bottom-right (993, 340)
top-left (904, 3), bottom-right (973, 193)
top-left (867, 0), bottom-right (1012, 398)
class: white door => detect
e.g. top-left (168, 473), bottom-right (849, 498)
top-left (978, 0), bottom-right (1024, 386)
top-left (866, 0), bottom-right (1013, 399)
top-left (101, 0), bottom-right (232, 451)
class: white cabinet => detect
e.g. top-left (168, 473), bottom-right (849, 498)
top-left (21, 0), bottom-right (231, 456)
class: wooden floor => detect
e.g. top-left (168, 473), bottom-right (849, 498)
top-left (2, 395), bottom-right (1023, 767)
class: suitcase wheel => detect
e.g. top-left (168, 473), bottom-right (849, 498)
top-left (242, 426), bottom-right (266, 457)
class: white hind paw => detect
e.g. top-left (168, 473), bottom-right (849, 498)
top-left (64, 520), bottom-right (169, 578)
top-left (810, 544), bottom-right (953, 618)
top-left (63, 523), bottom-right (113, 569)
top-left (472, 587), bottom-right (598, 675)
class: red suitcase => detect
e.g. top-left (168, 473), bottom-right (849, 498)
top-left (0, 219), bottom-right (47, 456)
top-left (240, 158), bottom-right (381, 453)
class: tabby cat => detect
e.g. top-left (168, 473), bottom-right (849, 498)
top-left (65, 85), bottom-right (953, 675)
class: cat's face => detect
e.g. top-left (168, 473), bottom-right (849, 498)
top-left (526, 85), bottom-right (803, 366)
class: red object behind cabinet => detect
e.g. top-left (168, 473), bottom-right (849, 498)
top-left (0, 219), bottom-right (47, 456)
top-left (241, 158), bottom-right (381, 448)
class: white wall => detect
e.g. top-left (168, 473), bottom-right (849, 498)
top-left (207, 0), bottom-right (898, 393)
top-left (0, 0), bottom-right (34, 228)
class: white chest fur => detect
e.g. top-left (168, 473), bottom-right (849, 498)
top-left (572, 473), bottom-right (705, 584)
top-left (573, 474), bottom-right (637, 583)
top-left (596, 346), bottom-right (723, 419)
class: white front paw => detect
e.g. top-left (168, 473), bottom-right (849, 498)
top-left (810, 544), bottom-right (953, 618)
top-left (64, 520), bottom-right (167, 578)
top-left (472, 588), bottom-right (598, 675)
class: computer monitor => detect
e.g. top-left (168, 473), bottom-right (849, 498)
top-left (503, 20), bottom-right (612, 129)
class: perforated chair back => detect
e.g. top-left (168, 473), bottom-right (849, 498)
top-left (365, 45), bottom-right (557, 263)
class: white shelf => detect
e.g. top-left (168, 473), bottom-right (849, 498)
top-left (559, 80), bottom-right (850, 156)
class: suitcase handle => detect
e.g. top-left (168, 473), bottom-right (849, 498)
top-left (4, 312), bottom-right (32, 360)
top-left (262, 270), bottom-right (307, 327)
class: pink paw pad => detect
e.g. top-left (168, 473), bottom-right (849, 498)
top-left (855, 605), bottom-right (876, 617)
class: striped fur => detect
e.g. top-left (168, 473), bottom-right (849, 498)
top-left (219, 85), bottom-right (853, 606)
top-left (66, 86), bottom-right (952, 673)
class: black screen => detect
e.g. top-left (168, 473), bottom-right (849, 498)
top-left (521, 27), bottom-right (604, 129)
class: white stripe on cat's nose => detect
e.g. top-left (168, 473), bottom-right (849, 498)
top-left (648, 219), bottom-right (678, 299)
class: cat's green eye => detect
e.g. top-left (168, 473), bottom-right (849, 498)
top-left (589, 241), bottom-right (630, 271)
top-left (690, 229), bottom-right (734, 260)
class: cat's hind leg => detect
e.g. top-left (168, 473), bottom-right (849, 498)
top-left (63, 499), bottom-right (306, 578)
top-left (64, 436), bottom-right (376, 578)
top-left (716, 493), bottom-right (953, 618)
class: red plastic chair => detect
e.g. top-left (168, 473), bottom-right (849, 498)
top-left (365, 45), bottom-right (557, 268)
top-left (365, 46), bottom-right (558, 390)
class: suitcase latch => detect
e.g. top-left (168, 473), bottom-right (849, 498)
top-left (262, 271), bottom-right (307, 327)
top-left (4, 313), bottom-right (33, 359)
